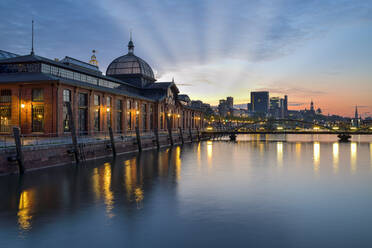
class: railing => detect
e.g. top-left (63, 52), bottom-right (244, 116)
top-left (0, 128), bottom-right (202, 149)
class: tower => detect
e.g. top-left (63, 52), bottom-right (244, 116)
top-left (310, 100), bottom-right (314, 112)
top-left (354, 105), bottom-right (359, 119)
top-left (89, 50), bottom-right (98, 66)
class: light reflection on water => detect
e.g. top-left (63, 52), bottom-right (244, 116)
top-left (277, 142), bottom-right (283, 167)
top-left (1, 134), bottom-right (372, 247)
top-left (351, 142), bottom-right (357, 173)
top-left (333, 142), bottom-right (339, 173)
top-left (313, 142), bottom-right (320, 174)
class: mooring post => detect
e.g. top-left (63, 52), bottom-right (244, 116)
top-left (154, 128), bottom-right (160, 149)
top-left (12, 127), bottom-right (25, 174)
top-left (179, 127), bottom-right (184, 144)
top-left (108, 126), bottom-right (116, 157)
top-left (166, 116), bottom-right (174, 146)
top-left (66, 102), bottom-right (80, 163)
top-left (196, 127), bottom-right (201, 141)
top-left (189, 127), bottom-right (193, 142)
top-left (135, 127), bottom-right (142, 152)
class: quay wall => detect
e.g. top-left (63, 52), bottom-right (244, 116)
top-left (0, 131), bottom-right (201, 176)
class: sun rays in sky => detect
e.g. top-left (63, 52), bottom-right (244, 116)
top-left (0, 0), bottom-right (371, 116)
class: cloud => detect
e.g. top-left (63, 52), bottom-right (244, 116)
top-left (253, 85), bottom-right (326, 96)
top-left (288, 102), bottom-right (306, 107)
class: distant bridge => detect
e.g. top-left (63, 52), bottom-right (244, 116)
top-left (203, 118), bottom-right (372, 142)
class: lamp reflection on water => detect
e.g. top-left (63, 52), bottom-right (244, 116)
top-left (124, 158), bottom-right (144, 208)
top-left (175, 146), bottom-right (182, 180)
top-left (207, 141), bottom-right (213, 168)
top-left (370, 143), bottom-right (372, 168)
top-left (17, 189), bottom-right (35, 231)
top-left (277, 142), bottom-right (283, 167)
top-left (103, 163), bottom-right (114, 218)
top-left (333, 143), bottom-right (339, 173)
top-left (351, 142), bottom-right (357, 173)
top-left (313, 142), bottom-right (320, 173)
top-left (295, 142), bottom-right (301, 160)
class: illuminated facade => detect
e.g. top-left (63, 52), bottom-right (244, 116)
top-left (0, 39), bottom-right (204, 135)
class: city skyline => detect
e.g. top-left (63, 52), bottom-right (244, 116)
top-left (0, 0), bottom-right (371, 117)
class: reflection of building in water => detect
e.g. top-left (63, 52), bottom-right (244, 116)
top-left (313, 142), bottom-right (320, 173)
top-left (351, 142), bottom-right (357, 173)
top-left (277, 142), bottom-right (283, 166)
top-left (18, 189), bottom-right (35, 231)
top-left (333, 143), bottom-right (339, 173)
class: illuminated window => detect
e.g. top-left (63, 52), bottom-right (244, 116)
top-left (32, 89), bottom-right (43, 102)
top-left (32, 105), bottom-right (44, 132)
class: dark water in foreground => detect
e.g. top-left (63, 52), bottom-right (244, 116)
top-left (1, 135), bottom-right (372, 248)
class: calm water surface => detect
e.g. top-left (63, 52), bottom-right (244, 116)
top-left (1, 134), bottom-right (372, 248)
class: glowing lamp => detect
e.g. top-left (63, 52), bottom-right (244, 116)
top-left (106, 108), bottom-right (110, 112)
top-left (21, 103), bottom-right (25, 108)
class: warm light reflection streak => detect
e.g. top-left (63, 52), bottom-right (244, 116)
top-left (17, 189), bottom-right (35, 231)
top-left (351, 142), bottom-right (357, 173)
top-left (332, 143), bottom-right (339, 173)
top-left (277, 142), bottom-right (283, 167)
top-left (313, 142), bottom-right (320, 173)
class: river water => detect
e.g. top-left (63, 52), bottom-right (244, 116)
top-left (1, 134), bottom-right (372, 247)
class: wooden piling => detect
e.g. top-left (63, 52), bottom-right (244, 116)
top-left (179, 127), bottom-right (184, 144)
top-left (154, 128), bottom-right (160, 149)
top-left (189, 127), bottom-right (193, 142)
top-left (166, 116), bottom-right (174, 146)
top-left (66, 102), bottom-right (80, 163)
top-left (12, 127), bottom-right (25, 174)
top-left (108, 126), bottom-right (116, 157)
top-left (135, 127), bottom-right (142, 152)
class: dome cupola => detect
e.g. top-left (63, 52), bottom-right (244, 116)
top-left (106, 37), bottom-right (155, 88)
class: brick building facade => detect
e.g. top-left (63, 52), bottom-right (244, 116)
top-left (0, 40), bottom-right (204, 136)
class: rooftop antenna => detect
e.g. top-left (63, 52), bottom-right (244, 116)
top-left (31, 20), bottom-right (35, 55)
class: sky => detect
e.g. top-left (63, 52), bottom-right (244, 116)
top-left (0, 0), bottom-right (371, 117)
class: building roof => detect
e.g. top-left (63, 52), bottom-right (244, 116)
top-left (0, 50), bottom-right (20, 60)
top-left (0, 53), bottom-right (144, 90)
top-left (106, 39), bottom-right (155, 81)
top-left (0, 72), bottom-right (155, 102)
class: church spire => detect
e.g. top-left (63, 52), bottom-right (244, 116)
top-left (128, 30), bottom-right (134, 54)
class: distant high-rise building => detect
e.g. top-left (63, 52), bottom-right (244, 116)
top-left (283, 95), bottom-right (288, 117)
top-left (251, 91), bottom-right (269, 114)
top-left (354, 105), bottom-right (359, 119)
top-left (247, 103), bottom-right (252, 112)
top-left (226, 96), bottom-right (233, 108)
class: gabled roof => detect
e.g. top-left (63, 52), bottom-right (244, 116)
top-left (145, 82), bottom-right (180, 94)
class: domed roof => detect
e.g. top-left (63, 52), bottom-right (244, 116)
top-left (106, 39), bottom-right (155, 81)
